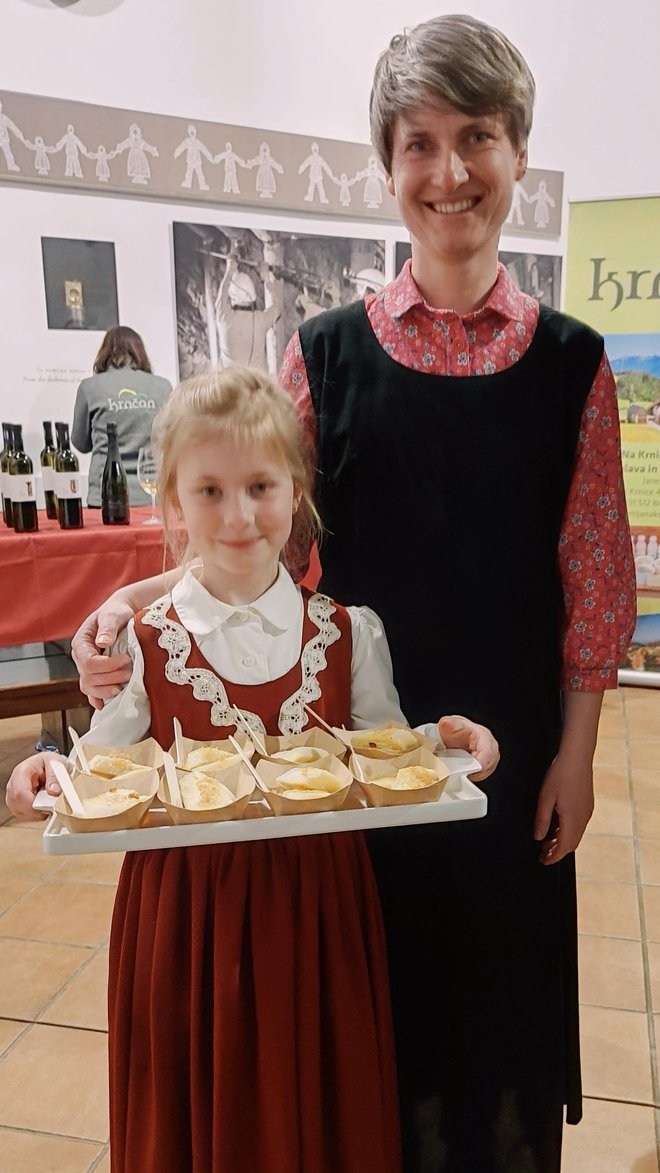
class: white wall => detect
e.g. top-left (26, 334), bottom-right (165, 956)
top-left (3, 0), bottom-right (659, 473)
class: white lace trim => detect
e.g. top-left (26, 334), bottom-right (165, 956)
top-left (278, 593), bottom-right (341, 735)
top-left (140, 592), bottom-right (341, 737)
top-left (140, 597), bottom-right (266, 736)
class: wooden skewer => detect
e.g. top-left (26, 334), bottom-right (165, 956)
top-left (228, 735), bottom-right (269, 794)
top-left (302, 703), bottom-right (338, 738)
top-left (68, 727), bottom-right (90, 774)
top-left (162, 752), bottom-right (183, 807)
top-left (232, 706), bottom-right (267, 757)
top-left (51, 759), bottom-right (87, 817)
top-left (173, 717), bottom-right (185, 766)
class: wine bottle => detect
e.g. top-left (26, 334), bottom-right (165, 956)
top-left (54, 422), bottom-right (84, 529)
top-left (0, 423), bottom-right (14, 528)
top-left (8, 424), bottom-right (38, 533)
top-left (102, 422), bottom-right (130, 525)
top-left (40, 421), bottom-right (58, 520)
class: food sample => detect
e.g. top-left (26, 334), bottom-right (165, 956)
top-left (278, 786), bottom-right (332, 800)
top-left (82, 787), bottom-right (142, 817)
top-left (179, 770), bottom-right (235, 810)
top-left (372, 766), bottom-right (439, 791)
top-left (184, 746), bottom-right (238, 770)
top-left (271, 746), bottom-right (326, 765)
top-left (351, 727), bottom-right (418, 755)
top-left (87, 753), bottom-right (142, 779)
top-left (273, 766), bottom-right (343, 795)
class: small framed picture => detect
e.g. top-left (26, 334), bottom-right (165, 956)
top-left (41, 236), bottom-right (119, 330)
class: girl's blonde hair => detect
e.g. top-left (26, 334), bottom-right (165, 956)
top-left (152, 365), bottom-right (321, 570)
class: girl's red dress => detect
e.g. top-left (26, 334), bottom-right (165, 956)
top-left (108, 590), bottom-right (401, 1173)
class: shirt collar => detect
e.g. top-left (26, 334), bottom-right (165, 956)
top-left (376, 257), bottom-right (528, 324)
top-left (171, 563), bottom-right (301, 637)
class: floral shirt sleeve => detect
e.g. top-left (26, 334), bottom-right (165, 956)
top-left (558, 351), bottom-right (636, 689)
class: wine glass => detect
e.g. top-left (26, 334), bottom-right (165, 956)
top-left (137, 445), bottom-right (160, 525)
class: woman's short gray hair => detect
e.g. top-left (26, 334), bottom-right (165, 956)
top-left (370, 14), bottom-right (536, 173)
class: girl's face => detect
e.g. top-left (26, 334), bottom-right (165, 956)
top-left (175, 433), bottom-right (301, 603)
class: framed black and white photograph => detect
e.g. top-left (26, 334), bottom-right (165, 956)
top-left (498, 252), bottom-right (562, 309)
top-left (173, 221), bottom-right (386, 379)
top-left (41, 236), bottom-right (119, 330)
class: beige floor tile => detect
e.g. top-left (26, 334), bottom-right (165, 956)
top-left (43, 949), bottom-right (109, 1031)
top-left (597, 708), bottom-right (627, 740)
top-left (630, 739), bottom-right (660, 770)
top-left (648, 943), bottom-right (660, 1012)
top-left (0, 1019), bottom-right (28, 1056)
top-left (0, 874), bottom-right (43, 916)
top-left (580, 1005), bottom-right (654, 1103)
top-left (0, 881), bottom-right (115, 947)
top-left (0, 824), bottom-right (66, 882)
top-left (0, 1023), bottom-right (108, 1140)
top-left (578, 934), bottom-right (646, 1011)
top-left (56, 851), bottom-right (124, 887)
top-left (639, 838), bottom-right (660, 884)
top-left (593, 765), bottom-right (630, 799)
top-left (634, 769), bottom-right (660, 808)
top-left (637, 805), bottom-right (660, 840)
top-left (577, 880), bottom-right (641, 939)
top-left (0, 939), bottom-right (93, 1021)
top-left (588, 795), bottom-right (633, 836)
top-left (644, 885), bottom-right (660, 943)
top-left (562, 1097), bottom-right (658, 1173)
top-left (594, 740), bottom-right (628, 769)
top-left (576, 834), bottom-right (636, 883)
top-left (94, 1150), bottom-right (111, 1173)
top-left (0, 1128), bottom-right (102, 1173)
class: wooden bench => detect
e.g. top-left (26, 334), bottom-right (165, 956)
top-left (0, 642), bottom-right (89, 752)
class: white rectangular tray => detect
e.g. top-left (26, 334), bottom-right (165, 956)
top-left (41, 750), bottom-right (487, 856)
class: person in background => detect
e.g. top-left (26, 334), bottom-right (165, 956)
top-left (72, 326), bottom-right (172, 506)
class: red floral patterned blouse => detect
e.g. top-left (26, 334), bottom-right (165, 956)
top-left (279, 260), bottom-right (636, 691)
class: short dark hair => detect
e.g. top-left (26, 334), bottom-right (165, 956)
top-left (93, 326), bottom-right (152, 374)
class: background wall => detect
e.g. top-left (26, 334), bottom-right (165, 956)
top-left (3, 0), bottom-right (659, 478)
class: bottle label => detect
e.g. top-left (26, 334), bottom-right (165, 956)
top-left (53, 471), bottom-right (82, 500)
top-left (41, 465), bottom-right (56, 492)
top-left (9, 474), bottom-right (36, 503)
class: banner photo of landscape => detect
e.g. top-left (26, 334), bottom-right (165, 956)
top-left (173, 222), bottom-right (385, 379)
top-left (395, 242), bottom-right (562, 308)
top-left (0, 90), bottom-right (562, 235)
top-left (566, 195), bottom-right (660, 683)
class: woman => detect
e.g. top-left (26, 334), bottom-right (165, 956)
top-left (72, 325), bottom-right (172, 506)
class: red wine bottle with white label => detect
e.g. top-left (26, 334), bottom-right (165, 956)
top-left (54, 422), bottom-right (84, 529)
top-left (40, 420), bottom-right (58, 520)
top-left (8, 424), bottom-right (38, 533)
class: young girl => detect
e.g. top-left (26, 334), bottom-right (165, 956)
top-left (9, 366), bottom-right (498, 1173)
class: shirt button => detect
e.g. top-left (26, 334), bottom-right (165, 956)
top-left (236, 613), bottom-right (249, 624)
top-left (242, 655), bottom-right (256, 667)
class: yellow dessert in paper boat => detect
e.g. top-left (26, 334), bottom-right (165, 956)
top-left (54, 765), bottom-right (159, 833)
top-left (273, 766), bottom-right (345, 800)
top-left (270, 746), bottom-right (328, 766)
top-left (82, 786), bottom-right (143, 817)
top-left (350, 726), bottom-right (419, 757)
top-left (256, 758), bottom-right (352, 816)
top-left (87, 753), bottom-right (144, 779)
top-left (373, 766), bottom-right (440, 791)
top-left (179, 770), bottom-right (236, 810)
top-left (183, 746), bottom-right (239, 771)
top-left (358, 757), bottom-right (450, 808)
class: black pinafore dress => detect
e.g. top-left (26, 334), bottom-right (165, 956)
top-left (300, 302), bottom-right (604, 1173)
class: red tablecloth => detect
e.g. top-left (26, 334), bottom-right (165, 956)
top-left (1, 508), bottom-right (321, 647)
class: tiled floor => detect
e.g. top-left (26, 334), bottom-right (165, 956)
top-left (0, 691), bottom-right (658, 1171)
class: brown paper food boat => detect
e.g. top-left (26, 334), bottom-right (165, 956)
top-left (77, 736), bottom-right (164, 774)
top-left (260, 727), bottom-right (347, 763)
top-left (333, 720), bottom-right (437, 761)
top-left (158, 760), bottom-right (255, 825)
top-left (255, 755), bottom-right (353, 816)
top-left (350, 748), bottom-right (450, 808)
top-left (54, 766), bottom-right (160, 833)
top-left (168, 731), bottom-right (255, 771)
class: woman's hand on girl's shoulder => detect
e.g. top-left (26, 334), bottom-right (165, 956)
top-left (71, 604), bottom-right (134, 709)
top-left (6, 752), bottom-right (69, 819)
top-left (437, 715), bottom-right (500, 782)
